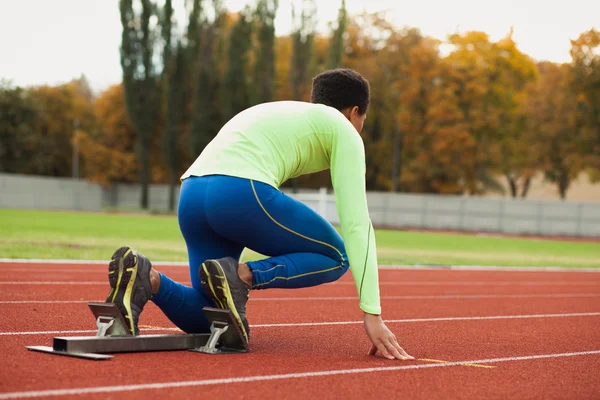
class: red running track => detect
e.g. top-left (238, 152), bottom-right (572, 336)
top-left (0, 262), bottom-right (599, 399)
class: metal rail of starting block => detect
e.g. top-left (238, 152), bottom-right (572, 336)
top-left (25, 302), bottom-right (248, 360)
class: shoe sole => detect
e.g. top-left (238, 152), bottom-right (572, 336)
top-left (106, 246), bottom-right (138, 335)
top-left (200, 260), bottom-right (249, 343)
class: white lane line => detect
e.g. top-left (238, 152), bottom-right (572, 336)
top-left (380, 265), bottom-right (600, 272)
top-left (0, 327), bottom-right (181, 336)
top-left (1, 280), bottom-right (598, 286)
top-left (0, 282), bottom-right (109, 285)
top-left (2, 293), bottom-right (600, 305)
top-left (0, 259), bottom-right (189, 266)
top-left (1, 259), bottom-right (599, 272)
top-left (250, 312), bottom-right (600, 328)
top-left (2, 312), bottom-right (599, 336)
top-left (1, 350), bottom-right (599, 399)
top-left (0, 301), bottom-right (92, 304)
top-left (0, 267), bottom-right (192, 273)
top-left (335, 281), bottom-right (600, 286)
top-left (0, 281), bottom-right (193, 285)
top-left (255, 293), bottom-right (600, 301)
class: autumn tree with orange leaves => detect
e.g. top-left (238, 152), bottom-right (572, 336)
top-left (74, 84), bottom-right (138, 185)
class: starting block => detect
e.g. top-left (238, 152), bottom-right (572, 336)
top-left (25, 302), bottom-right (248, 360)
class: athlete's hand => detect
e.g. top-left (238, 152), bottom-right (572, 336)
top-left (364, 313), bottom-right (414, 360)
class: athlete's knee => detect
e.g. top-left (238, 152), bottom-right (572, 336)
top-left (331, 247), bottom-right (349, 281)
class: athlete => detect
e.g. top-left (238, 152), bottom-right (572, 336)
top-left (105, 68), bottom-right (413, 360)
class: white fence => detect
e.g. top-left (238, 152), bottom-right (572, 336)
top-left (294, 190), bottom-right (600, 238)
top-left (1, 173), bottom-right (599, 238)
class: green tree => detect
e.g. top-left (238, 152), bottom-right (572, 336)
top-left (0, 82), bottom-right (38, 173)
top-left (163, 42), bottom-right (186, 210)
top-left (119, 0), bottom-right (161, 209)
top-left (252, 0), bottom-right (279, 104)
top-left (289, 0), bottom-right (316, 101)
top-left (326, 0), bottom-right (347, 69)
top-left (222, 7), bottom-right (254, 120)
top-left (190, 0), bottom-right (226, 157)
top-left (24, 79), bottom-right (95, 178)
top-left (160, 0), bottom-right (180, 210)
top-left (182, 0), bottom-right (203, 126)
top-left (570, 29), bottom-right (600, 176)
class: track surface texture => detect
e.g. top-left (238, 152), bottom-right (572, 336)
top-left (0, 261), bottom-right (599, 399)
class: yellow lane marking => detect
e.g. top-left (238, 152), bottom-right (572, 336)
top-left (418, 358), bottom-right (497, 369)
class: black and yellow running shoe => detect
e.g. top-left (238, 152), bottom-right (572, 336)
top-left (105, 246), bottom-right (153, 336)
top-left (199, 257), bottom-right (251, 344)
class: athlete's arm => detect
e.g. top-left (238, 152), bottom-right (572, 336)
top-left (330, 120), bottom-right (414, 361)
top-left (329, 123), bottom-right (380, 315)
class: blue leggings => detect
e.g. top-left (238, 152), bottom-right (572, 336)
top-left (152, 175), bottom-right (349, 333)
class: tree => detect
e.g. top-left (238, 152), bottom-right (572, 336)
top-left (160, 0), bottom-right (179, 210)
top-left (75, 84), bottom-right (138, 185)
top-left (289, 0), bottom-right (317, 101)
top-left (0, 82), bottom-right (38, 174)
top-left (252, 0), bottom-right (279, 104)
top-left (374, 27), bottom-right (436, 192)
top-left (440, 31), bottom-right (503, 195)
top-left (24, 79), bottom-right (95, 178)
top-left (119, 0), bottom-right (161, 209)
top-left (274, 36), bottom-right (293, 100)
top-left (523, 62), bottom-right (582, 200)
top-left (326, 0), bottom-right (346, 69)
top-left (413, 31), bottom-right (537, 195)
top-left (190, 0), bottom-right (227, 157)
top-left (281, 0), bottom-right (317, 192)
top-left (570, 29), bottom-right (600, 176)
top-left (343, 11), bottom-right (399, 190)
top-left (163, 41), bottom-right (186, 210)
top-left (490, 31), bottom-right (538, 198)
top-left (421, 58), bottom-right (477, 194)
top-left (0, 78), bottom-right (94, 177)
top-left (222, 7), bottom-right (254, 121)
top-left (394, 35), bottom-right (440, 193)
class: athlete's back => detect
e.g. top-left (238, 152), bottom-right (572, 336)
top-left (181, 101), bottom-right (362, 189)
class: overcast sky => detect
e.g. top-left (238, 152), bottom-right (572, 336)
top-left (1, 0), bottom-right (598, 94)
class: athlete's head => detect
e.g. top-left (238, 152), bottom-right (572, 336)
top-left (310, 68), bottom-right (370, 133)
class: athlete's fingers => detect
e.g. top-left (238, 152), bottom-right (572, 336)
top-left (382, 337), bottom-right (405, 360)
top-left (391, 336), bottom-right (414, 360)
top-left (368, 344), bottom-right (378, 356)
top-left (370, 340), bottom-right (393, 359)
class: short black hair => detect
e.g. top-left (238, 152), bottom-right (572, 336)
top-left (310, 68), bottom-right (370, 115)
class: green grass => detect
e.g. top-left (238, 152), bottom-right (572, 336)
top-left (1, 209), bottom-right (598, 268)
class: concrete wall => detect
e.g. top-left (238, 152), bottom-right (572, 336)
top-left (286, 191), bottom-right (600, 238)
top-left (1, 173), bottom-right (599, 237)
top-left (0, 173), bottom-right (102, 211)
top-left (102, 184), bottom-right (180, 211)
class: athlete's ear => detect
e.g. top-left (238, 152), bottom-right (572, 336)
top-left (340, 107), bottom-right (352, 121)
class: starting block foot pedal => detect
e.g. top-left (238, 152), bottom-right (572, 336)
top-left (189, 307), bottom-right (249, 354)
top-left (88, 302), bottom-right (131, 337)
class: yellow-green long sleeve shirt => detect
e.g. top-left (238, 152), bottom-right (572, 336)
top-left (181, 101), bottom-right (381, 314)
